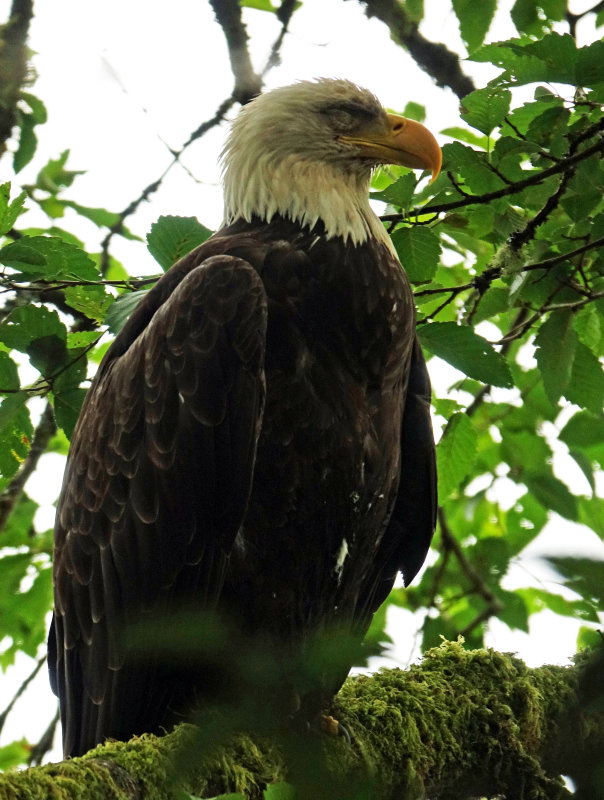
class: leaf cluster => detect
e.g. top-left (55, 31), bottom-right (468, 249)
top-left (370, 22), bottom-right (604, 657)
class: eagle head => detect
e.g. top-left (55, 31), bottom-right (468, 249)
top-left (221, 79), bottom-right (441, 245)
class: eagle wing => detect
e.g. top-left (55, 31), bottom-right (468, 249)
top-left (49, 254), bottom-right (267, 757)
top-left (367, 336), bottom-right (437, 614)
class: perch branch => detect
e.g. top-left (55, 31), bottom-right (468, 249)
top-left (1, 644), bottom-right (601, 800)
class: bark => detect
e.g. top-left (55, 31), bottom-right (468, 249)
top-left (1, 642), bottom-right (602, 800)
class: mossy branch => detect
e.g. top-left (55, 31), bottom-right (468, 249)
top-left (2, 642), bottom-right (602, 800)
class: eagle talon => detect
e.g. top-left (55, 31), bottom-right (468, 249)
top-left (318, 713), bottom-right (351, 744)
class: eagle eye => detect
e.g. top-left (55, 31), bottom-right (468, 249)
top-left (321, 103), bottom-right (376, 132)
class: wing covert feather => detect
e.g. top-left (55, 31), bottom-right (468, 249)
top-left (50, 255), bottom-right (267, 756)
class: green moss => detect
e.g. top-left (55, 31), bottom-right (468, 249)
top-left (334, 640), bottom-right (576, 799)
top-left (2, 643), bottom-right (601, 800)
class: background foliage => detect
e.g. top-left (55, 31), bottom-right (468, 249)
top-left (0, 0), bottom-right (603, 779)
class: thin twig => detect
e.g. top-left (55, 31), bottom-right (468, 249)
top-left (437, 508), bottom-right (503, 635)
top-left (28, 708), bottom-right (60, 766)
top-left (0, 655), bottom-right (46, 736)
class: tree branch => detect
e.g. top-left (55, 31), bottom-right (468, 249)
top-left (0, 655), bottom-right (46, 737)
top-left (437, 508), bottom-right (503, 634)
top-left (355, 0), bottom-right (476, 99)
top-left (1, 644), bottom-right (601, 799)
top-left (210, 0), bottom-right (262, 105)
top-left (98, 2), bottom-right (296, 275)
top-left (383, 125), bottom-right (604, 223)
top-left (28, 709), bottom-right (60, 767)
top-left (0, 0), bottom-right (34, 158)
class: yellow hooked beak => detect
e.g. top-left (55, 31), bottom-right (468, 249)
top-left (339, 112), bottom-right (442, 182)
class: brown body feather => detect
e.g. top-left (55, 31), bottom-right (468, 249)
top-left (49, 214), bottom-right (436, 757)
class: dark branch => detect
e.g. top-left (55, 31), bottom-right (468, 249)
top-left (0, 0), bottom-right (34, 157)
top-left (566, 0), bottom-right (604, 38)
top-left (356, 0), bottom-right (476, 99)
top-left (28, 709), bottom-right (60, 767)
top-left (209, 0), bottom-right (262, 104)
top-left (0, 654), bottom-right (46, 736)
top-left (437, 508), bottom-right (502, 631)
top-left (98, 3), bottom-right (295, 275)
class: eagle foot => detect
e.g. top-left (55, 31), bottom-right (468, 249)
top-left (317, 713), bottom-right (351, 744)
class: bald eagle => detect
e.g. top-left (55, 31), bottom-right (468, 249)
top-left (49, 79), bottom-right (440, 758)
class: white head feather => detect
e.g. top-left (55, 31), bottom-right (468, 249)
top-left (221, 79), bottom-right (394, 248)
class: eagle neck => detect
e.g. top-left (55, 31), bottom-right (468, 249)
top-left (222, 155), bottom-right (396, 255)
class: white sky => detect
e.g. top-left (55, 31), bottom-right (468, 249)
top-left (0, 0), bottom-right (603, 764)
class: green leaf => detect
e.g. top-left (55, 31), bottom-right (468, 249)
top-left (578, 496), bottom-right (604, 539)
top-left (13, 112), bottom-right (38, 173)
top-left (524, 474), bottom-right (578, 521)
top-left (494, 588), bottom-right (529, 632)
top-left (512, 0), bottom-right (566, 35)
top-left (460, 87), bottom-right (511, 135)
top-left (546, 556), bottom-right (604, 607)
top-left (406, 0), bottom-right (424, 22)
top-left (472, 286), bottom-right (510, 325)
top-left (0, 393), bottom-right (32, 482)
top-left (510, 32), bottom-right (577, 84)
top-left (501, 429), bottom-right (551, 476)
top-left (452, 0), bottom-right (496, 53)
top-left (577, 626), bottom-right (602, 651)
top-left (0, 305), bottom-right (66, 350)
top-left (573, 306), bottom-right (601, 354)
top-left (105, 289), bottom-right (150, 334)
top-left (67, 331), bottom-right (101, 349)
top-left (0, 493), bottom-right (38, 548)
top-left (147, 215), bottom-right (213, 271)
top-left (443, 142), bottom-right (503, 194)
top-left (0, 553), bottom-right (52, 667)
top-left (0, 351), bottom-right (20, 391)
top-left (64, 284), bottom-right (114, 324)
top-left (20, 92), bottom-right (47, 124)
top-left (564, 35), bottom-right (604, 83)
top-left (436, 412), bottom-right (477, 499)
top-left (470, 40), bottom-right (550, 85)
top-left (560, 411), bottom-right (604, 457)
top-left (506, 492), bottom-right (547, 555)
top-left (264, 784), bottom-right (297, 800)
top-left (0, 740), bottom-right (30, 771)
top-left (517, 587), bottom-right (598, 622)
top-left (0, 183), bottom-right (27, 236)
top-left (371, 173), bottom-right (417, 207)
top-left (63, 200), bottom-right (121, 229)
top-left (54, 388), bottom-right (88, 439)
top-left (392, 226), bottom-right (441, 282)
top-left (563, 342), bottom-right (604, 414)
top-left (0, 236), bottom-right (99, 281)
top-left (440, 126), bottom-right (489, 149)
top-left (35, 150), bottom-right (84, 194)
top-left (419, 322), bottom-right (513, 387)
top-left (402, 101), bottom-right (426, 122)
top-left (239, 0), bottom-right (276, 10)
top-left (534, 310), bottom-right (577, 407)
